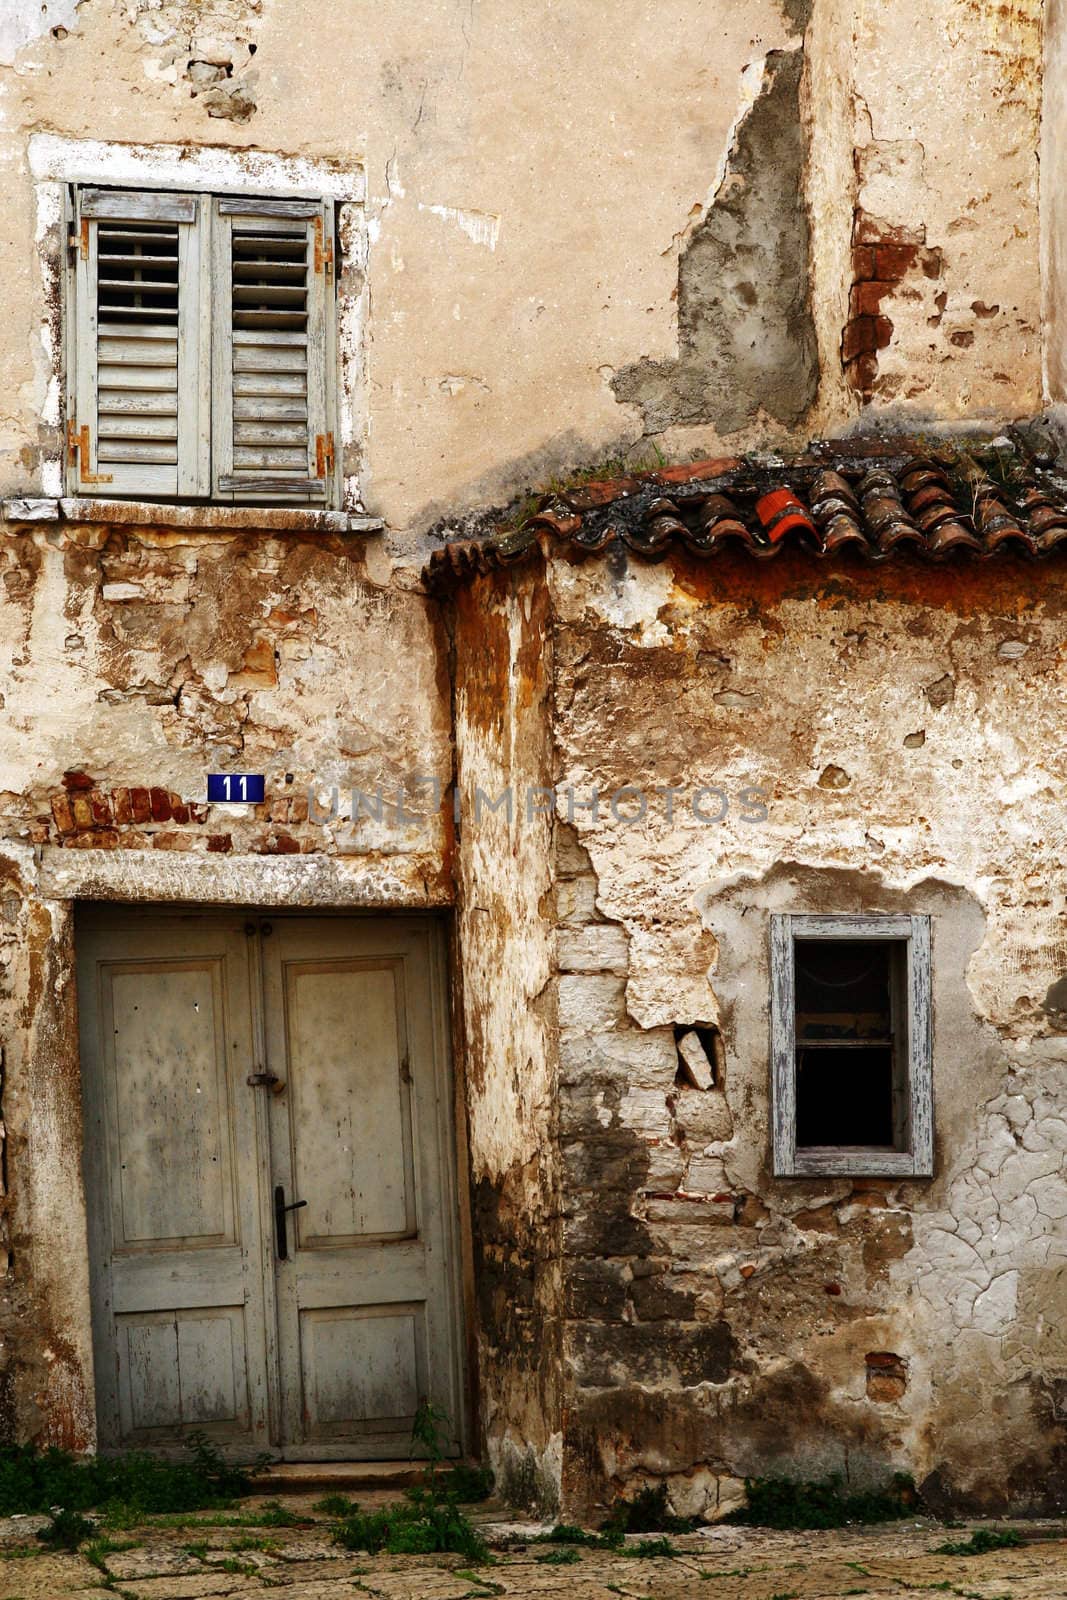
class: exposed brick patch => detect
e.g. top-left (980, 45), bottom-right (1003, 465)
top-left (842, 211), bottom-right (944, 400)
top-left (866, 1350), bottom-right (908, 1402)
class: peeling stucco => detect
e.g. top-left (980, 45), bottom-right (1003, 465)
top-left (612, 49), bottom-right (819, 436)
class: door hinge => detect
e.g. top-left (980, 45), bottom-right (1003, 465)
top-left (315, 432), bottom-right (335, 478)
top-left (69, 421), bottom-right (113, 485)
top-left (313, 216), bottom-right (334, 281)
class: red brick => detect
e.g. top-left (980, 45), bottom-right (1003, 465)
top-left (849, 280), bottom-right (891, 317)
top-left (271, 832), bottom-right (301, 854)
top-left (129, 787), bottom-right (152, 823)
top-left (206, 834), bottom-right (232, 852)
top-left (874, 315), bottom-right (894, 350)
top-left (89, 790), bottom-right (112, 827)
top-left (64, 830), bottom-right (119, 849)
top-left (851, 244), bottom-right (876, 281)
top-left (873, 242), bottom-right (918, 281)
top-left (847, 351), bottom-right (879, 393)
top-left (867, 1372), bottom-right (906, 1402)
top-left (149, 787), bottom-right (172, 822)
top-left (269, 798), bottom-right (290, 824)
top-left (651, 456), bottom-right (742, 485)
top-left (62, 770), bottom-right (94, 792)
top-left (169, 798), bottom-right (190, 824)
top-left (152, 831), bottom-right (195, 851)
top-left (112, 788), bottom-right (133, 825)
top-left (50, 793), bottom-right (75, 834)
top-left (842, 317), bottom-right (877, 362)
top-left (70, 793), bottom-right (94, 830)
top-left (189, 803), bottom-right (209, 824)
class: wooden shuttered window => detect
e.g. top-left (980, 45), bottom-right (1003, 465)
top-left (69, 188), bottom-right (336, 506)
top-left (72, 188), bottom-right (210, 499)
top-left (211, 197), bottom-right (334, 503)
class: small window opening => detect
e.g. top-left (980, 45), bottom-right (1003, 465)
top-left (770, 912), bottom-right (933, 1178)
top-left (794, 938), bottom-right (905, 1150)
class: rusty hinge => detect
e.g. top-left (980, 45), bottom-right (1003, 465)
top-left (71, 423), bottom-right (113, 485)
top-left (67, 219), bottom-right (89, 262)
top-left (313, 216), bottom-right (333, 281)
top-left (315, 432), bottom-right (335, 478)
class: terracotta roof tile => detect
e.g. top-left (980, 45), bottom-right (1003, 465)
top-left (423, 433), bottom-right (1067, 593)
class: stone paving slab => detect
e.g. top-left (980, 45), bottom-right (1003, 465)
top-left (4, 1510), bottom-right (1067, 1600)
top-left (124, 1576), bottom-right (262, 1600)
top-left (110, 1547), bottom-right (208, 1579)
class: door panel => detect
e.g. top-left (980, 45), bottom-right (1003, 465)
top-left (284, 962), bottom-right (416, 1244)
top-left (263, 919), bottom-right (462, 1458)
top-left (79, 910), bottom-right (464, 1460)
top-left (298, 1303), bottom-right (425, 1439)
top-left (107, 962), bottom-right (233, 1248)
top-left (79, 914), bottom-right (271, 1452)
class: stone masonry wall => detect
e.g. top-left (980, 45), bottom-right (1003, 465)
top-left (540, 545), bottom-right (1067, 1520)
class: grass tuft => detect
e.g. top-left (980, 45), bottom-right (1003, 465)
top-left (726, 1472), bottom-right (919, 1530)
top-left (0, 1433), bottom-right (266, 1524)
top-left (933, 1527), bottom-right (1023, 1557)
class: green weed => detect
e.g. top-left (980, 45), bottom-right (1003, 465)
top-left (536, 1546), bottom-right (582, 1564)
top-left (85, 1537), bottom-right (136, 1572)
top-left (617, 1535), bottom-right (678, 1558)
top-left (331, 1403), bottom-right (487, 1562)
top-left (726, 1472), bottom-right (919, 1529)
top-left (333, 1489), bottom-right (487, 1562)
top-left (36, 1507), bottom-right (96, 1549)
top-left (531, 1524), bottom-right (600, 1545)
top-left (933, 1527), bottom-right (1023, 1557)
top-left (312, 1493), bottom-right (354, 1516)
top-left (0, 1432), bottom-right (266, 1522)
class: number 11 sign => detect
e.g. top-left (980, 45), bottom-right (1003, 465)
top-left (207, 774), bottom-right (266, 803)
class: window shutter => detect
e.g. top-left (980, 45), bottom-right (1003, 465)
top-left (71, 189), bottom-right (210, 499)
top-left (211, 197), bottom-right (335, 504)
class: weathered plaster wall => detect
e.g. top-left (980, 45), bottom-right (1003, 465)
top-left (845, 0), bottom-right (1043, 418)
top-left (0, 519), bottom-right (453, 1445)
top-left (538, 547), bottom-right (1067, 1518)
top-left (0, 0), bottom-right (1050, 533)
top-left (450, 565), bottom-right (563, 1510)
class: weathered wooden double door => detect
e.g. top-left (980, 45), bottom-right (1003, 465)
top-left (77, 910), bottom-right (464, 1458)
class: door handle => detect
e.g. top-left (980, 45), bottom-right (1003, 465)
top-left (274, 1184), bottom-right (307, 1261)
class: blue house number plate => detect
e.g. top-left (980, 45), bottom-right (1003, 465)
top-left (208, 773), bottom-right (265, 803)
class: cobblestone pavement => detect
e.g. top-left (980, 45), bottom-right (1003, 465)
top-left (2, 1496), bottom-right (1066, 1600)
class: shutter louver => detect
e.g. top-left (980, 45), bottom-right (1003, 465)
top-left (213, 198), bottom-right (333, 503)
top-left (72, 189), bottom-right (209, 499)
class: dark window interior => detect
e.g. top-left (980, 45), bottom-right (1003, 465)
top-left (794, 938), bottom-right (906, 1149)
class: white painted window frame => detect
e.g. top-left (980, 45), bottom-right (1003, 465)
top-left (28, 135), bottom-right (368, 513)
top-left (770, 912), bottom-right (933, 1178)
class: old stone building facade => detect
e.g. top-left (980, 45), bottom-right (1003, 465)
top-left (1, 0), bottom-right (1066, 1523)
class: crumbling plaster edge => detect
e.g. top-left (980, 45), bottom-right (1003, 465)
top-left (1041, 0), bottom-right (1067, 406)
top-left (24, 134), bottom-right (370, 511)
top-left (36, 847), bottom-right (454, 908)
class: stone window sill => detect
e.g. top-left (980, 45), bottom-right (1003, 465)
top-left (2, 497), bottom-right (383, 536)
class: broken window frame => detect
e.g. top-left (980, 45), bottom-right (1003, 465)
top-left (769, 912), bottom-right (933, 1178)
top-left (64, 183), bottom-right (339, 509)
